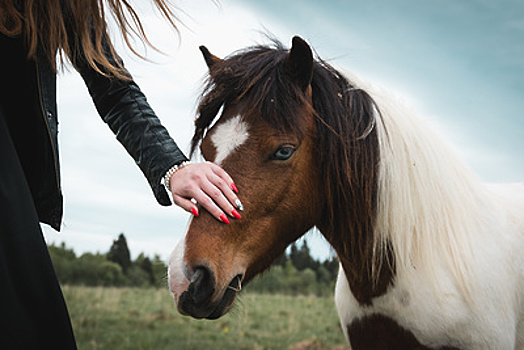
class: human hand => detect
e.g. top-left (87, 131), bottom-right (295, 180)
top-left (168, 161), bottom-right (243, 224)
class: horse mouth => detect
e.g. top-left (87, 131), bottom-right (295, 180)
top-left (206, 275), bottom-right (243, 320)
top-left (177, 274), bottom-right (243, 320)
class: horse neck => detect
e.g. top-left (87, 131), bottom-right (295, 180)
top-left (324, 229), bottom-right (395, 306)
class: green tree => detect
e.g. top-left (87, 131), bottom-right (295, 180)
top-left (126, 265), bottom-right (151, 287)
top-left (300, 268), bottom-right (317, 295)
top-left (151, 255), bottom-right (167, 288)
top-left (273, 252), bottom-right (287, 268)
top-left (73, 253), bottom-right (125, 286)
top-left (290, 240), bottom-right (318, 272)
top-left (135, 253), bottom-right (155, 285)
top-left (321, 257), bottom-right (339, 282)
top-left (107, 233), bottom-right (131, 274)
top-left (48, 242), bottom-right (77, 284)
top-left (248, 266), bottom-right (286, 294)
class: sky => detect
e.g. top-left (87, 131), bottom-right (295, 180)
top-left (43, 0), bottom-right (523, 262)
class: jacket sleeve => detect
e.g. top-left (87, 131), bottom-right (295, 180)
top-left (73, 52), bottom-right (188, 206)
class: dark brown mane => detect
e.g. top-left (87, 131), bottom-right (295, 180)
top-left (192, 39), bottom-right (391, 304)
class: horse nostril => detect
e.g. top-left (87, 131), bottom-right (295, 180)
top-left (189, 266), bottom-right (216, 305)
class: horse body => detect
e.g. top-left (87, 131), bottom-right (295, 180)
top-left (168, 36), bottom-right (524, 349)
top-left (335, 182), bottom-right (524, 349)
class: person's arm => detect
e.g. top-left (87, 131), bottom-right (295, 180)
top-left (71, 42), bottom-right (241, 221)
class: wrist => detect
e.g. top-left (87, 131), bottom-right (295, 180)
top-left (162, 161), bottom-right (191, 192)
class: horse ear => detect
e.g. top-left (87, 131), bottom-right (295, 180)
top-left (285, 36), bottom-right (313, 90)
top-left (199, 45), bottom-right (222, 70)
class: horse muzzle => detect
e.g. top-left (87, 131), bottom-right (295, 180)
top-left (168, 241), bottom-right (243, 319)
top-left (177, 268), bottom-right (242, 319)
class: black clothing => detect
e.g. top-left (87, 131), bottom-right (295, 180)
top-left (0, 110), bottom-right (76, 348)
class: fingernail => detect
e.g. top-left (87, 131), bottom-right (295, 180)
top-left (220, 214), bottom-right (230, 224)
top-left (231, 209), bottom-right (241, 220)
top-left (235, 199), bottom-right (244, 211)
top-left (231, 183), bottom-right (239, 193)
top-left (190, 207), bottom-right (199, 217)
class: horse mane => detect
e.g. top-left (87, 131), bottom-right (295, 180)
top-left (367, 79), bottom-right (489, 299)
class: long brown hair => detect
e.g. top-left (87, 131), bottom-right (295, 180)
top-left (0, 0), bottom-right (179, 79)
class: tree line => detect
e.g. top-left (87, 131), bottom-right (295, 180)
top-left (248, 240), bottom-right (339, 296)
top-left (48, 233), bottom-right (339, 296)
top-left (48, 233), bottom-right (167, 288)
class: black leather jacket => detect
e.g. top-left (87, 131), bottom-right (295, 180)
top-left (0, 32), bottom-right (188, 231)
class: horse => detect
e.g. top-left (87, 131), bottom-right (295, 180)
top-left (168, 36), bottom-right (524, 349)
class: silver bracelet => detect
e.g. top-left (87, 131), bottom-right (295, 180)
top-left (163, 161), bottom-right (191, 192)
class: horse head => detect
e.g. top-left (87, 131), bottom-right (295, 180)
top-left (167, 37), bottom-right (325, 319)
top-left (168, 36), bottom-right (379, 319)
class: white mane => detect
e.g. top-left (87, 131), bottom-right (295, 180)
top-left (349, 74), bottom-right (496, 300)
top-left (335, 71), bottom-right (524, 348)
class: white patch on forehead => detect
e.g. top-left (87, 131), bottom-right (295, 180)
top-left (210, 115), bottom-right (249, 165)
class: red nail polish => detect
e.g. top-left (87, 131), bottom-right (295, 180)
top-left (231, 183), bottom-right (239, 193)
top-left (231, 209), bottom-right (241, 220)
top-left (190, 208), bottom-right (199, 217)
top-left (220, 214), bottom-right (230, 224)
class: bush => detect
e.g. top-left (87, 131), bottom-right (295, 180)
top-left (69, 253), bottom-right (126, 287)
top-left (47, 239), bottom-right (165, 288)
top-left (247, 262), bottom-right (336, 296)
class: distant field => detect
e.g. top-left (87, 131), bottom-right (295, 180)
top-left (63, 286), bottom-right (348, 349)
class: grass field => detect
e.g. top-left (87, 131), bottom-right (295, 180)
top-left (62, 286), bottom-right (348, 349)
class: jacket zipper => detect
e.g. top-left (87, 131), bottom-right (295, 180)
top-left (35, 61), bottom-right (62, 192)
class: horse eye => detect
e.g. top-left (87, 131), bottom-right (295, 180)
top-left (272, 145), bottom-right (296, 161)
